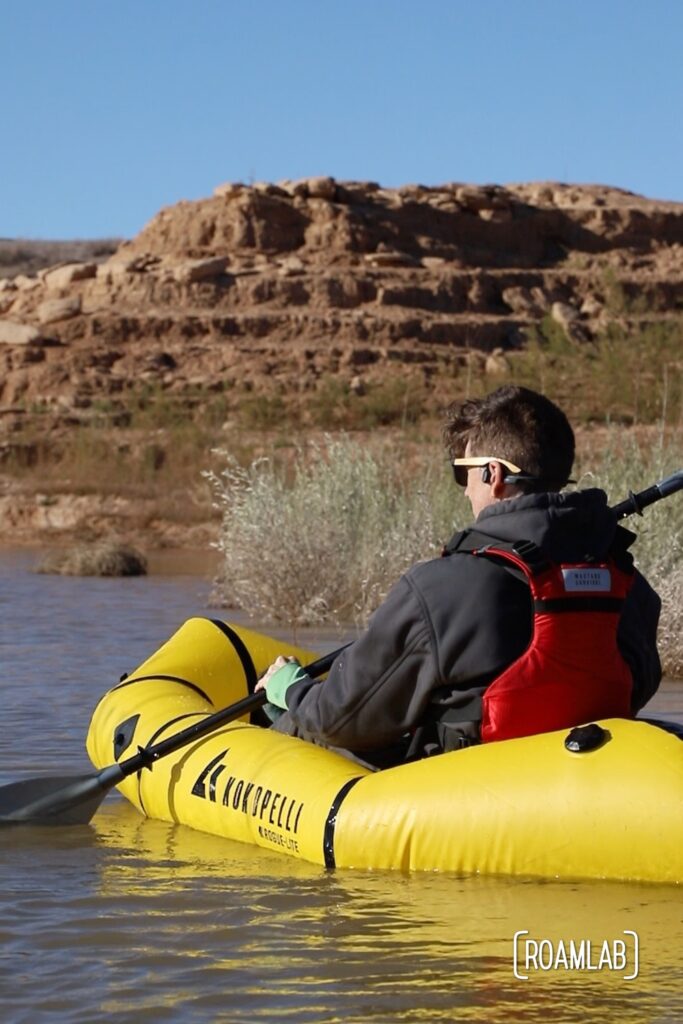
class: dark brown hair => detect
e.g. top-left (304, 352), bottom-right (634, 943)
top-left (442, 385), bottom-right (575, 492)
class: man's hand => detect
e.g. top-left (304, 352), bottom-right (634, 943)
top-left (255, 656), bottom-right (310, 710)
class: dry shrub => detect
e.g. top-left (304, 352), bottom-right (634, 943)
top-left (655, 566), bottom-right (683, 679)
top-left (206, 437), bottom-right (469, 627)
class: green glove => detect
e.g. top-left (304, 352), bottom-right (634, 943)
top-left (265, 660), bottom-right (311, 710)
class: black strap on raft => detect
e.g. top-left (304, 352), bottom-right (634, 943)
top-left (108, 618), bottom-right (264, 797)
top-left (112, 673), bottom-right (214, 703)
top-left (323, 777), bottom-right (362, 868)
top-left (208, 620), bottom-right (259, 693)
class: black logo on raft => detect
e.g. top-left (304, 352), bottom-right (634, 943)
top-left (191, 749), bottom-right (304, 851)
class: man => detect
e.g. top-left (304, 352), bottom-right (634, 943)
top-left (256, 385), bottom-right (661, 765)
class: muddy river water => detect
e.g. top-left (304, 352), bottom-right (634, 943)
top-left (0, 548), bottom-right (681, 1023)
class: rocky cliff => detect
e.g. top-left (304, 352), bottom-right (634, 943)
top-left (1, 178), bottom-right (682, 429)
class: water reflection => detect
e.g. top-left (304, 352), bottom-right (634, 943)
top-left (1, 801), bottom-right (681, 1023)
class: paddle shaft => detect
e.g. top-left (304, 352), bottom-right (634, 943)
top-left (116, 644), bottom-right (349, 780)
top-left (0, 645), bottom-right (349, 824)
top-left (611, 469), bottom-right (683, 520)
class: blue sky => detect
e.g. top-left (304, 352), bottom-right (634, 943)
top-left (3, 1), bottom-right (682, 239)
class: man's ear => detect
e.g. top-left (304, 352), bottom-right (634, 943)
top-left (489, 461), bottom-right (509, 497)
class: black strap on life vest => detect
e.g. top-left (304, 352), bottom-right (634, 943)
top-left (444, 526), bottom-right (635, 577)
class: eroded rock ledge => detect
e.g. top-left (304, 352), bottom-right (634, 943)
top-left (1, 178), bottom-right (682, 430)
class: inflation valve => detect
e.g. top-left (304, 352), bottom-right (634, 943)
top-left (564, 723), bottom-right (609, 753)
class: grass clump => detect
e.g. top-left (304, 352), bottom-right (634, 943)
top-left (307, 377), bottom-right (427, 430)
top-left (36, 541), bottom-right (147, 577)
top-left (206, 436), bottom-right (469, 627)
top-left (510, 320), bottom-right (683, 427)
top-left (243, 376), bottom-right (430, 432)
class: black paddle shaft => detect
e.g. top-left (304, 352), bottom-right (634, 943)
top-left (118, 645), bottom-right (348, 778)
top-left (611, 469), bottom-right (683, 520)
top-left (0, 646), bottom-right (348, 825)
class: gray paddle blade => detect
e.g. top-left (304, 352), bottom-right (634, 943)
top-left (0, 765), bottom-right (124, 826)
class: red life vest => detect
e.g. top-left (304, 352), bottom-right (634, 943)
top-left (472, 540), bottom-right (634, 743)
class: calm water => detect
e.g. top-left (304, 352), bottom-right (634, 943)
top-left (0, 548), bottom-right (681, 1023)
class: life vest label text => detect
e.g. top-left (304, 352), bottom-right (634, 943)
top-left (561, 568), bottom-right (611, 591)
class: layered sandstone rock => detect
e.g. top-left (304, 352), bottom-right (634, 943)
top-left (1, 179), bottom-right (682, 421)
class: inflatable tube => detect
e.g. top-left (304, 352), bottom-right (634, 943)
top-left (86, 618), bottom-right (683, 883)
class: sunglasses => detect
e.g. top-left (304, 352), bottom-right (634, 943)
top-left (451, 456), bottom-right (530, 487)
